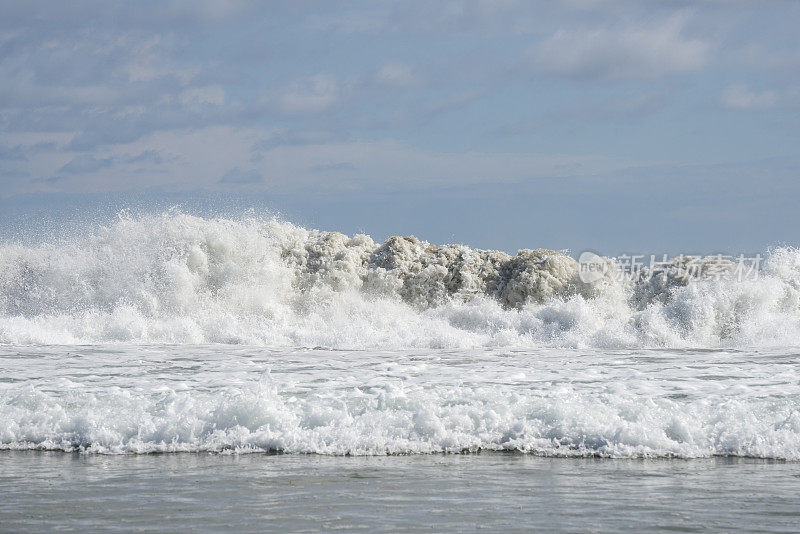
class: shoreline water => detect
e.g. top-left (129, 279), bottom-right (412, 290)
top-left (2, 451), bottom-right (798, 532)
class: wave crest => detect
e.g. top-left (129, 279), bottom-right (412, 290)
top-left (1, 211), bottom-right (798, 348)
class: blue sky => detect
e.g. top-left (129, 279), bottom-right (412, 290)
top-left (1, 1), bottom-right (799, 254)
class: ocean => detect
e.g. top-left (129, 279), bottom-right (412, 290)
top-left (2, 212), bottom-right (800, 530)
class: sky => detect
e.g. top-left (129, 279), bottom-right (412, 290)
top-left (1, 0), bottom-right (799, 255)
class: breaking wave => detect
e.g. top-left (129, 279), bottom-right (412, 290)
top-left (4, 357), bottom-right (799, 458)
top-left (1, 211), bottom-right (799, 348)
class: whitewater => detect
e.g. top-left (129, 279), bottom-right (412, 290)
top-left (1, 211), bottom-right (799, 458)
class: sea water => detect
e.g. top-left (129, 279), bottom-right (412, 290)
top-left (2, 452), bottom-right (799, 532)
top-left (2, 212), bottom-right (800, 530)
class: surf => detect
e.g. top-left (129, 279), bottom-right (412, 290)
top-left (1, 210), bottom-right (799, 349)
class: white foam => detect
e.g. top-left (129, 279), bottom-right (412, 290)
top-left (1, 211), bottom-right (800, 349)
top-left (1, 346), bottom-right (798, 458)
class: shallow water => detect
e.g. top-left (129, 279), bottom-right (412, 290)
top-left (2, 452), bottom-right (799, 532)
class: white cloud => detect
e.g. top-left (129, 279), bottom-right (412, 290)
top-left (529, 14), bottom-right (711, 79)
top-left (120, 35), bottom-right (196, 84)
top-left (306, 8), bottom-right (391, 35)
top-left (4, 125), bottom-right (645, 196)
top-left (179, 86), bottom-right (226, 106)
top-left (219, 167), bottom-right (262, 184)
top-left (166, 0), bottom-right (252, 21)
top-left (276, 75), bottom-right (340, 114)
top-left (720, 84), bottom-right (779, 110)
top-left (58, 154), bottom-right (113, 174)
top-left (376, 63), bottom-right (417, 87)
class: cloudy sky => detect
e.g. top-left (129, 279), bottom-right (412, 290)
top-left (1, 1), bottom-right (799, 253)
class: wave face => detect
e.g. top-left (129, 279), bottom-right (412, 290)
top-left (1, 211), bottom-right (800, 348)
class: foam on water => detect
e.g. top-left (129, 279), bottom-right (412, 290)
top-left (1, 211), bottom-right (799, 349)
top-left (1, 212), bottom-right (799, 458)
top-left (1, 346), bottom-right (799, 458)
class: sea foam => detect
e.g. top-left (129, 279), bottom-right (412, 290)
top-left (1, 211), bottom-right (799, 349)
top-left (2, 346), bottom-right (798, 458)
